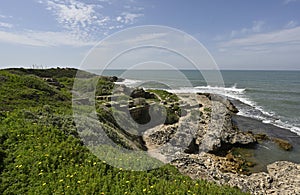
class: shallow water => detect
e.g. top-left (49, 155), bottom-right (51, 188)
top-left (232, 115), bottom-right (300, 172)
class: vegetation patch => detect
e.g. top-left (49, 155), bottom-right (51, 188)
top-left (0, 68), bottom-right (248, 194)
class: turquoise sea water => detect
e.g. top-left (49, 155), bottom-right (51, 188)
top-left (95, 69), bottom-right (300, 136)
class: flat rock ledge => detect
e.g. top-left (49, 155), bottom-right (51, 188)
top-left (173, 155), bottom-right (300, 195)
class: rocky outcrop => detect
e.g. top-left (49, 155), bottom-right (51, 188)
top-left (130, 88), bottom-right (155, 99)
top-left (98, 82), bottom-right (298, 194)
top-left (266, 161), bottom-right (300, 194)
top-left (144, 93), bottom-right (257, 155)
top-left (198, 93), bottom-right (239, 113)
top-left (141, 92), bottom-right (299, 194)
top-left (172, 154), bottom-right (300, 195)
top-left (147, 125), bottom-right (178, 145)
top-left (226, 161), bottom-right (300, 194)
top-left (195, 94), bottom-right (256, 153)
top-left (171, 153), bottom-right (272, 194)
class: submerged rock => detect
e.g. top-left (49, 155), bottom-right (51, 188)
top-left (272, 137), bottom-right (293, 151)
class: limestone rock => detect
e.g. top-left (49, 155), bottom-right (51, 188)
top-left (197, 98), bottom-right (256, 153)
top-left (266, 161), bottom-right (300, 194)
top-left (229, 132), bottom-right (257, 145)
top-left (141, 92), bottom-right (299, 195)
top-left (172, 154), bottom-right (300, 195)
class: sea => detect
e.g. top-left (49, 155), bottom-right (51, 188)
top-left (97, 69), bottom-right (300, 137)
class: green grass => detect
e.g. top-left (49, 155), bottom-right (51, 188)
top-left (0, 68), bottom-right (249, 195)
top-left (146, 89), bottom-right (179, 102)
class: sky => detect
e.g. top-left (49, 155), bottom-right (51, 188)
top-left (0, 0), bottom-right (300, 70)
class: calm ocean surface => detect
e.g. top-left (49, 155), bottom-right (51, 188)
top-left (95, 69), bottom-right (300, 136)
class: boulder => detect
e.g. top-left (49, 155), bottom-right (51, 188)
top-left (229, 132), bottom-right (257, 145)
top-left (130, 88), bottom-right (155, 99)
top-left (105, 76), bottom-right (119, 82)
top-left (114, 84), bottom-right (130, 94)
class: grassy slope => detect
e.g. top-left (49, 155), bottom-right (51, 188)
top-left (0, 68), bottom-right (248, 195)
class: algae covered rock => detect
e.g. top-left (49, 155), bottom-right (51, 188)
top-left (272, 137), bottom-right (293, 151)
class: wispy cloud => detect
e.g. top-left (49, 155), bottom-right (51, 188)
top-left (218, 26), bottom-right (300, 54)
top-left (45, 0), bottom-right (102, 28)
top-left (214, 21), bottom-right (265, 41)
top-left (0, 22), bottom-right (13, 28)
top-left (38, 0), bottom-right (145, 41)
top-left (0, 14), bottom-right (12, 19)
top-left (283, 0), bottom-right (299, 4)
top-left (230, 21), bottom-right (264, 38)
top-left (40, 0), bottom-right (106, 40)
top-left (222, 26), bottom-right (300, 47)
top-left (0, 30), bottom-right (96, 47)
top-left (119, 12), bottom-right (144, 24)
top-left (0, 0), bottom-right (146, 48)
top-left (285, 20), bottom-right (298, 28)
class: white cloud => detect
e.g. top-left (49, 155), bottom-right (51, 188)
top-left (285, 20), bottom-right (298, 28)
top-left (230, 21), bottom-right (264, 38)
top-left (284, 0), bottom-right (299, 4)
top-left (45, 0), bottom-right (100, 29)
top-left (220, 26), bottom-right (300, 48)
top-left (116, 16), bottom-right (122, 22)
top-left (124, 12), bottom-right (143, 24)
top-left (0, 30), bottom-right (96, 47)
top-left (0, 14), bottom-right (12, 19)
top-left (117, 12), bottom-right (144, 24)
top-left (215, 25), bottom-right (300, 69)
top-left (0, 0), bottom-right (146, 48)
top-left (251, 21), bottom-right (264, 32)
top-left (214, 21), bottom-right (265, 41)
top-left (38, 0), bottom-right (145, 41)
top-left (0, 22), bottom-right (13, 28)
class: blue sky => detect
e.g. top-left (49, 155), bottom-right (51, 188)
top-left (0, 0), bottom-right (300, 70)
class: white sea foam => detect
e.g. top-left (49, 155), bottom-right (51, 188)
top-left (115, 79), bottom-right (142, 87)
top-left (169, 85), bottom-right (300, 136)
top-left (195, 84), bottom-right (246, 93)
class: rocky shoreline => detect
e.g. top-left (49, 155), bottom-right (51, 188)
top-left (97, 82), bottom-right (300, 194)
top-left (139, 91), bottom-right (300, 194)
